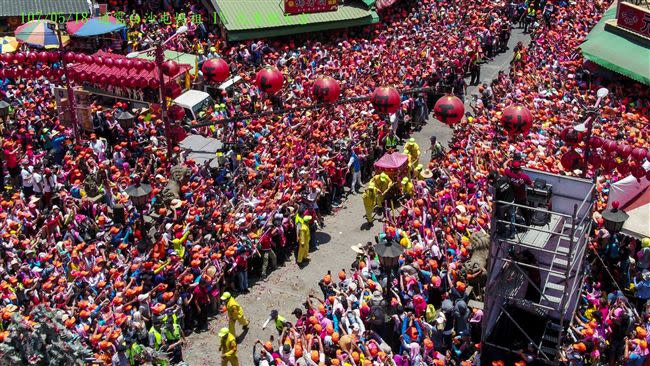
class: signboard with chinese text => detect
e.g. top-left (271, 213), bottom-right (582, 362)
top-left (616, 2), bottom-right (650, 37)
top-left (284, 0), bottom-right (338, 15)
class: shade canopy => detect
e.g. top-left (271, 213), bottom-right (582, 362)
top-left (15, 20), bottom-right (69, 49)
top-left (115, 111), bottom-right (135, 121)
top-left (374, 152), bottom-right (408, 170)
top-left (179, 134), bottom-right (223, 168)
top-left (0, 36), bottom-right (19, 54)
top-left (621, 187), bottom-right (650, 239)
top-left (66, 16), bottom-right (126, 37)
top-left (580, 6), bottom-right (650, 85)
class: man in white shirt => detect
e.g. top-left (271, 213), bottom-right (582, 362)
top-left (89, 133), bottom-right (107, 161)
top-left (20, 162), bottom-right (34, 199)
top-left (32, 168), bottom-right (43, 198)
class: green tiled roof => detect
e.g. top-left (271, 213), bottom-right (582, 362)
top-left (212, 0), bottom-right (378, 40)
top-left (0, 0), bottom-right (89, 18)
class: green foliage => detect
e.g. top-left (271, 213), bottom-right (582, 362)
top-left (0, 306), bottom-right (93, 366)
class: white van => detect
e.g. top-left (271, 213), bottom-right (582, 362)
top-left (172, 90), bottom-right (214, 123)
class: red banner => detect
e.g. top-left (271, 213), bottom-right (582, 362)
top-left (284, 0), bottom-right (338, 15)
top-left (616, 2), bottom-right (650, 37)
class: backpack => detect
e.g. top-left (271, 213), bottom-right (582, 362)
top-left (425, 304), bottom-right (436, 323)
top-left (368, 303), bottom-right (387, 326)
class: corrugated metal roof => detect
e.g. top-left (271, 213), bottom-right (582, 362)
top-left (0, 0), bottom-right (90, 18)
top-left (225, 12), bottom-right (378, 41)
top-left (213, 0), bottom-right (375, 30)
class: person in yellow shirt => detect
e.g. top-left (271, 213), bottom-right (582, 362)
top-left (403, 138), bottom-right (420, 171)
top-left (219, 327), bottom-right (239, 366)
top-left (400, 177), bottom-right (414, 198)
top-left (297, 215), bottom-right (312, 266)
top-left (371, 172), bottom-right (393, 207)
top-left (362, 182), bottom-right (378, 225)
top-left (220, 292), bottom-right (249, 334)
top-left (171, 224), bottom-right (192, 258)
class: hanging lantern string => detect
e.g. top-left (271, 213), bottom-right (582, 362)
top-left (189, 86), bottom-right (436, 128)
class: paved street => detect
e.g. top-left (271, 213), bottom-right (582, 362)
top-left (184, 28), bottom-right (530, 365)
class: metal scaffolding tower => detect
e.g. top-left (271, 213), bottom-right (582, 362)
top-left (480, 169), bottom-right (596, 365)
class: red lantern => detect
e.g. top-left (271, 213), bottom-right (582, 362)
top-left (26, 52), bottom-right (38, 64)
top-left (161, 61), bottom-right (179, 77)
top-left (501, 105), bottom-right (533, 135)
top-left (602, 155), bottom-right (617, 171)
top-left (48, 52), bottom-right (59, 63)
top-left (133, 60), bottom-right (144, 71)
top-left (137, 77), bottom-right (148, 88)
top-left (149, 78), bottom-right (160, 89)
top-left (14, 68), bottom-right (24, 78)
top-left (587, 153), bottom-right (602, 168)
top-left (617, 161), bottom-right (630, 175)
top-left (4, 69), bottom-right (14, 78)
top-left (560, 127), bottom-right (583, 146)
top-left (632, 166), bottom-right (646, 180)
top-left (124, 59), bottom-right (133, 69)
top-left (127, 78), bottom-right (138, 88)
top-left (255, 67), bottom-right (283, 94)
top-left (2, 53), bottom-right (14, 63)
top-left (75, 53), bottom-right (85, 63)
top-left (602, 139), bottom-right (618, 153)
top-left (93, 56), bottom-right (104, 66)
top-left (561, 150), bottom-right (582, 172)
top-left (617, 143), bottom-right (632, 159)
top-left (37, 51), bottom-right (49, 63)
top-left (43, 68), bottom-right (52, 78)
top-left (433, 95), bottom-right (465, 124)
top-left (371, 86), bottom-right (401, 114)
top-left (14, 52), bottom-right (25, 63)
top-left (312, 77), bottom-right (341, 103)
top-left (99, 75), bottom-right (108, 85)
top-left (114, 58), bottom-right (124, 68)
top-left (0, 70), bottom-right (4, 78)
top-left (168, 104), bottom-right (186, 120)
top-left (631, 147), bottom-right (647, 162)
top-left (104, 58), bottom-right (114, 68)
top-left (589, 136), bottom-right (603, 148)
top-left (163, 82), bottom-right (182, 98)
top-left (201, 58), bottom-right (230, 83)
top-left (34, 69), bottom-right (42, 78)
top-left (144, 62), bottom-right (155, 71)
top-left (63, 52), bottom-right (75, 63)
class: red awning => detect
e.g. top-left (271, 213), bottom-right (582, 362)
top-left (69, 50), bottom-right (191, 85)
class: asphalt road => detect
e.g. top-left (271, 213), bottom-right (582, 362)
top-left (183, 28), bottom-right (530, 366)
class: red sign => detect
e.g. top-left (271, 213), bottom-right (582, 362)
top-left (616, 2), bottom-right (650, 37)
top-left (284, 0), bottom-right (338, 15)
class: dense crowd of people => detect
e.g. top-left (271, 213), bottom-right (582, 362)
top-left (0, 0), bottom-right (648, 364)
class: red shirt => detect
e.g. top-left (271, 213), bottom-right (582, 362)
top-left (504, 169), bottom-right (533, 202)
top-left (4, 149), bottom-right (18, 168)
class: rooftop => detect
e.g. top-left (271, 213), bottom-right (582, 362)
top-left (0, 0), bottom-right (90, 18)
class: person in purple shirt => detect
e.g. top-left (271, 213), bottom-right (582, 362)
top-left (504, 160), bottom-right (533, 226)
